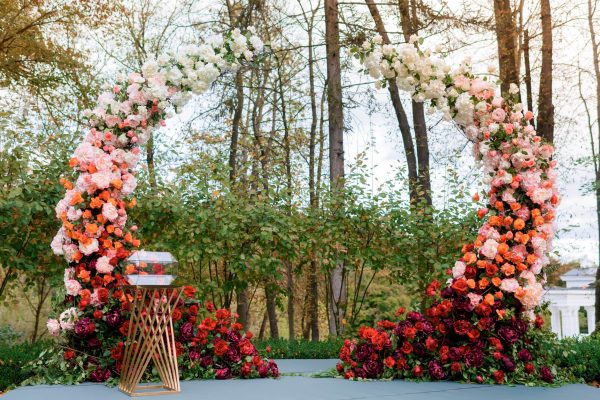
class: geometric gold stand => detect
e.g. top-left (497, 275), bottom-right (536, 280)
top-left (119, 285), bottom-right (182, 397)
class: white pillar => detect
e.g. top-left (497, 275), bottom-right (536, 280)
top-left (585, 306), bottom-right (596, 335)
top-left (549, 306), bottom-right (562, 339)
top-left (560, 306), bottom-right (579, 337)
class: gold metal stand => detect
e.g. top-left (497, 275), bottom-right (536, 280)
top-left (119, 286), bottom-right (182, 396)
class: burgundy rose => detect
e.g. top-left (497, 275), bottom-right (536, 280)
top-left (189, 349), bottom-right (201, 362)
top-left (464, 349), bottom-right (484, 368)
top-left (105, 309), bottom-right (121, 328)
top-left (517, 349), bottom-right (532, 362)
top-left (89, 367), bottom-right (111, 382)
top-left (497, 326), bottom-right (519, 345)
top-left (63, 295), bottom-right (75, 305)
top-left (512, 319), bottom-right (528, 336)
top-left (180, 321), bottom-right (194, 341)
top-left (355, 343), bottom-right (373, 362)
top-left (440, 287), bottom-right (453, 298)
top-left (406, 311), bottom-right (423, 323)
top-left (453, 296), bottom-right (472, 313)
top-left (226, 347), bottom-right (241, 363)
top-left (200, 355), bottom-right (213, 368)
top-left (215, 368), bottom-right (232, 380)
top-left (75, 318), bottom-right (92, 338)
top-left (258, 364), bottom-right (270, 378)
top-left (413, 342), bottom-right (426, 357)
top-left (428, 360), bottom-right (445, 380)
top-left (269, 361), bottom-right (279, 377)
top-left (478, 317), bottom-right (494, 331)
top-left (540, 366), bottom-right (554, 383)
top-left (87, 337), bottom-right (101, 348)
top-left (227, 330), bottom-right (242, 343)
top-left (454, 320), bottom-right (471, 336)
top-left (394, 321), bottom-right (413, 339)
top-left (449, 347), bottom-right (463, 361)
top-left (354, 367), bottom-right (367, 379)
top-left (363, 360), bottom-right (384, 379)
top-left (500, 355), bottom-right (516, 372)
top-left (420, 321), bottom-right (434, 335)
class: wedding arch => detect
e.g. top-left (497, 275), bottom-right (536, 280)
top-left (337, 35), bottom-right (559, 384)
top-left (46, 28), bottom-right (280, 381)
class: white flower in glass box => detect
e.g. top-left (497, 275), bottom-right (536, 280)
top-left (125, 250), bottom-right (178, 286)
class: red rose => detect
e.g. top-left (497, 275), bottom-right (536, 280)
top-left (239, 339), bottom-right (255, 356)
top-left (266, 345), bottom-right (272, 354)
top-left (87, 322), bottom-right (96, 334)
top-left (214, 339), bottom-right (229, 356)
top-left (215, 309), bottom-right (231, 320)
top-left (110, 345), bottom-right (124, 361)
top-left (252, 355), bottom-right (263, 366)
top-left (188, 315), bottom-right (197, 324)
top-left (384, 356), bottom-right (395, 369)
top-left (201, 317), bottom-right (217, 331)
top-left (183, 286), bottom-right (197, 298)
top-left (454, 320), bottom-right (471, 336)
top-left (467, 329), bottom-right (480, 341)
top-left (93, 310), bottom-right (103, 319)
top-left (401, 341), bottom-right (413, 354)
top-left (119, 321), bottom-right (131, 336)
top-left (344, 371), bottom-right (355, 379)
top-left (205, 301), bottom-right (215, 312)
top-left (493, 370), bottom-right (505, 384)
top-left (535, 314), bottom-right (544, 328)
top-left (241, 362), bottom-right (252, 377)
top-left (336, 363), bottom-right (345, 373)
top-left (63, 349), bottom-right (75, 360)
top-left (172, 308), bottom-right (182, 322)
top-left (232, 322), bottom-right (243, 331)
top-left (524, 363), bottom-right (535, 374)
top-left (450, 362), bottom-right (461, 373)
top-left (246, 331), bottom-right (253, 339)
top-left (404, 327), bottom-right (417, 339)
top-left (486, 264), bottom-right (498, 277)
top-left (412, 365), bottom-right (423, 377)
top-left (451, 279), bottom-right (468, 294)
top-left (175, 342), bottom-right (184, 356)
top-left (189, 305), bottom-right (199, 315)
top-left (425, 336), bottom-right (438, 352)
top-left (493, 351), bottom-right (502, 360)
top-left (97, 288), bottom-right (109, 303)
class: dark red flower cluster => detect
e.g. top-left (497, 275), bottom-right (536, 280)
top-left (337, 301), bottom-right (554, 384)
top-left (61, 293), bottom-right (277, 382)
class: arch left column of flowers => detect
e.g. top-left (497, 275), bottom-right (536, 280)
top-left (46, 29), bottom-right (277, 382)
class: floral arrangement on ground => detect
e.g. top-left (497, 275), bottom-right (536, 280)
top-left (337, 35), bottom-right (562, 385)
top-left (43, 28), bottom-right (278, 383)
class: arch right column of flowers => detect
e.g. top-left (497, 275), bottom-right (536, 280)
top-left (337, 35), bottom-right (559, 384)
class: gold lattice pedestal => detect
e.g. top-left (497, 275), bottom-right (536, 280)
top-left (119, 286), bottom-right (182, 397)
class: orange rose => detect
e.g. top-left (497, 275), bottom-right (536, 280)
top-left (513, 218), bottom-right (525, 230)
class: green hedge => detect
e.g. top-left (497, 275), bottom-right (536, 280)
top-left (0, 341), bottom-right (48, 391)
top-left (254, 338), bottom-right (343, 359)
top-left (557, 335), bottom-right (600, 383)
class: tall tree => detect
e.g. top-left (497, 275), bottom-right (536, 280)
top-left (365, 0), bottom-right (419, 205)
top-left (536, 0), bottom-right (554, 143)
top-left (324, 0), bottom-right (347, 336)
top-left (584, 0), bottom-right (600, 331)
top-left (493, 0), bottom-right (520, 93)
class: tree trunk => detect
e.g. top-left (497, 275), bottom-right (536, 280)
top-left (493, 0), bottom-right (520, 93)
top-left (366, 0), bottom-right (419, 204)
top-left (587, 0), bottom-right (600, 332)
top-left (258, 309), bottom-right (268, 340)
top-left (537, 0), bottom-right (554, 143)
top-left (265, 286), bottom-right (279, 339)
top-left (523, 29), bottom-right (534, 121)
top-left (236, 290), bottom-right (250, 329)
top-left (325, 0), bottom-right (346, 336)
top-left (229, 70), bottom-right (244, 182)
top-left (146, 132), bottom-right (157, 188)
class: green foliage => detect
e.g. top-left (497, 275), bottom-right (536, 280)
top-left (0, 325), bottom-right (21, 346)
top-left (557, 336), bottom-right (600, 383)
top-left (253, 338), bottom-right (344, 359)
top-left (0, 340), bottom-right (49, 391)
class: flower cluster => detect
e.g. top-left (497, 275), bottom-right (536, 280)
top-left (339, 36), bottom-right (559, 383)
top-left (47, 29), bottom-right (271, 381)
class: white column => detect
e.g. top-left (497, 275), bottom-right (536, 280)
top-left (585, 306), bottom-right (596, 335)
top-left (549, 306), bottom-right (562, 339)
top-left (560, 306), bottom-right (579, 337)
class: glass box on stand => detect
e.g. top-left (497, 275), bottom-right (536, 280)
top-left (124, 250), bottom-right (178, 286)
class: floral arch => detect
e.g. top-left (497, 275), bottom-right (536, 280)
top-left (337, 35), bottom-right (559, 384)
top-left (46, 29), bottom-right (279, 381)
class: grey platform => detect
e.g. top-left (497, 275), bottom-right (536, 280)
top-left (3, 359), bottom-right (599, 399)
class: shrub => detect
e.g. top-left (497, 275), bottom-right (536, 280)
top-left (0, 341), bottom-right (49, 391)
top-left (254, 338), bottom-right (344, 359)
top-left (558, 336), bottom-right (600, 383)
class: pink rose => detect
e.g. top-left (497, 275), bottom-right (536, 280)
top-left (452, 261), bottom-right (466, 278)
top-left (500, 278), bottom-right (519, 293)
top-left (65, 279), bottom-right (82, 296)
top-left (480, 239), bottom-right (499, 259)
top-left (96, 256), bottom-right (114, 274)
